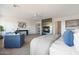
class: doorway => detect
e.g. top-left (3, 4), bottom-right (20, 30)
top-left (55, 21), bottom-right (61, 35)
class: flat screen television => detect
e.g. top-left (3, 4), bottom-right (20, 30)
top-left (42, 26), bottom-right (50, 35)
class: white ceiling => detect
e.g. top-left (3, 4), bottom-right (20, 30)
top-left (0, 4), bottom-right (79, 20)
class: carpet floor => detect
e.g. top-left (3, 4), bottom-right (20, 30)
top-left (0, 34), bottom-right (40, 55)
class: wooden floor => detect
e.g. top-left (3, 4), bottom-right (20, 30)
top-left (0, 34), bottom-right (40, 55)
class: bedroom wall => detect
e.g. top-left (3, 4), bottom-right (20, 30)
top-left (60, 15), bottom-right (79, 35)
top-left (1, 14), bottom-right (79, 35)
top-left (53, 15), bottom-right (79, 35)
top-left (0, 16), bottom-right (38, 34)
top-left (61, 15), bottom-right (79, 34)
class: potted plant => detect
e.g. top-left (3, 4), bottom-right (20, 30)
top-left (0, 25), bottom-right (4, 39)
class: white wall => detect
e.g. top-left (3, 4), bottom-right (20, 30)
top-left (0, 16), bottom-right (38, 34)
top-left (61, 20), bottom-right (65, 35)
top-left (1, 13), bottom-right (79, 35)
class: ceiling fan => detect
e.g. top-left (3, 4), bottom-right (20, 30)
top-left (12, 4), bottom-right (19, 7)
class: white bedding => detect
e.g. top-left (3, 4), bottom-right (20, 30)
top-left (30, 34), bottom-right (59, 55)
top-left (49, 37), bottom-right (79, 55)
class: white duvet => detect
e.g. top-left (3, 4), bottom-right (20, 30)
top-left (49, 37), bottom-right (79, 55)
top-left (30, 34), bottom-right (59, 55)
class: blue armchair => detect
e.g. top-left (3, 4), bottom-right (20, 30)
top-left (3, 33), bottom-right (25, 48)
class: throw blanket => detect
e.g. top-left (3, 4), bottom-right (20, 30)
top-left (30, 34), bottom-right (59, 55)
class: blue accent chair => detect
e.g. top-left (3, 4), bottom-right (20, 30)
top-left (3, 33), bottom-right (25, 48)
top-left (63, 30), bottom-right (74, 46)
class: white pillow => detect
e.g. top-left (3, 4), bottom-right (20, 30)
top-left (74, 32), bottom-right (79, 52)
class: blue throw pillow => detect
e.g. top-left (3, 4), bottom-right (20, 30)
top-left (63, 30), bottom-right (74, 46)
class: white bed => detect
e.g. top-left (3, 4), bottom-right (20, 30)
top-left (30, 34), bottom-right (59, 55)
top-left (49, 37), bottom-right (79, 55)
